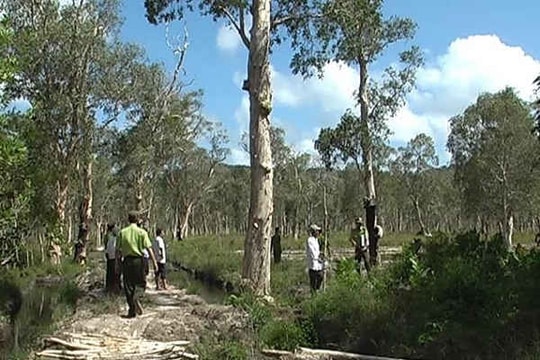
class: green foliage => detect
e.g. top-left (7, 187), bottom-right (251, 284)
top-left (259, 319), bottom-right (308, 351)
top-left (195, 337), bottom-right (249, 360)
top-left (447, 87), bottom-right (540, 224)
top-left (0, 17), bottom-right (18, 88)
top-left (226, 293), bottom-right (272, 331)
top-left (302, 232), bottom-right (540, 359)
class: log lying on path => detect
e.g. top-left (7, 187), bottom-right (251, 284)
top-left (36, 332), bottom-right (198, 359)
top-left (262, 347), bottom-right (411, 360)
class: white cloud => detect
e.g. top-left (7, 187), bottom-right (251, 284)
top-left (270, 34), bottom-right (540, 161)
top-left (228, 147), bottom-right (250, 166)
top-left (234, 95), bottom-right (250, 134)
top-left (216, 25), bottom-right (241, 54)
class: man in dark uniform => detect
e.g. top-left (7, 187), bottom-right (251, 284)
top-left (350, 217), bottom-right (370, 274)
top-left (271, 227), bottom-right (282, 263)
top-left (116, 211), bottom-right (158, 318)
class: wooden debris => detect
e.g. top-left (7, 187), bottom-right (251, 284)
top-left (36, 332), bottom-right (198, 359)
top-left (262, 347), bottom-right (411, 360)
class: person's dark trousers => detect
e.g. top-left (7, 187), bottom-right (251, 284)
top-left (105, 259), bottom-right (116, 292)
top-left (142, 257), bottom-right (149, 289)
top-left (273, 247), bottom-right (282, 263)
top-left (122, 256), bottom-right (145, 317)
top-left (369, 236), bottom-right (380, 266)
top-left (114, 258), bottom-right (122, 291)
top-left (309, 269), bottom-right (323, 293)
top-left (157, 263), bottom-right (167, 279)
top-left (355, 247), bottom-right (371, 274)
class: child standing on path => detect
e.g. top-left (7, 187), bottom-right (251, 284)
top-left (153, 228), bottom-right (168, 290)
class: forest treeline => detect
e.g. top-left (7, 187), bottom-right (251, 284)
top-left (1, 0), bottom-right (540, 268)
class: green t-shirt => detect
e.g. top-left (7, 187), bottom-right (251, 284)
top-left (116, 223), bottom-right (151, 257)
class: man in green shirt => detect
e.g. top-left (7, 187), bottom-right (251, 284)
top-left (116, 211), bottom-right (158, 318)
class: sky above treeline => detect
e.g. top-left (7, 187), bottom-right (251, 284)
top-left (51, 0), bottom-right (540, 165)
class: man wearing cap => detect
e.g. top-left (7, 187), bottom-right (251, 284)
top-left (306, 224), bottom-right (324, 293)
top-left (350, 217), bottom-right (370, 274)
top-left (116, 211), bottom-right (158, 318)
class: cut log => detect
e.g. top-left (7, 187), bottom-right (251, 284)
top-left (45, 337), bottom-right (99, 351)
top-left (299, 347), bottom-right (409, 360)
top-left (36, 332), bottom-right (198, 359)
top-left (262, 348), bottom-right (411, 360)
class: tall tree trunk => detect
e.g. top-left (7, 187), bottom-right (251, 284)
top-left (241, 0), bottom-right (273, 297)
top-left (412, 197), bottom-right (427, 235)
top-left (135, 175), bottom-right (144, 213)
top-left (358, 60), bottom-right (378, 265)
top-left (75, 160), bottom-right (92, 264)
top-left (55, 174), bottom-right (69, 234)
top-left (180, 201), bottom-right (194, 239)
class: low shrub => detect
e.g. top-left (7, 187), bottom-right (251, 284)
top-left (302, 232), bottom-right (540, 359)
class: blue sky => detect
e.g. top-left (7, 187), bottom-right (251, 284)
top-left (118, 0), bottom-right (540, 165)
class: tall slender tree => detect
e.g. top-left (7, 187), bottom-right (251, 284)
top-left (300, 0), bottom-right (423, 264)
top-left (448, 88), bottom-right (539, 248)
top-left (392, 133), bottom-right (438, 235)
top-left (144, 0), bottom-right (322, 296)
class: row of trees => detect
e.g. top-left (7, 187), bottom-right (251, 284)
top-left (1, 0), bottom-right (540, 296)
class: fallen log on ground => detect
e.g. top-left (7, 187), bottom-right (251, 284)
top-left (36, 332), bottom-right (198, 359)
top-left (262, 347), bottom-right (411, 360)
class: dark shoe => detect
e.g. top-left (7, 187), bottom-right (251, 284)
top-left (122, 313), bottom-right (136, 319)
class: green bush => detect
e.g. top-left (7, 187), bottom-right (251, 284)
top-left (226, 293), bottom-right (272, 331)
top-left (195, 338), bottom-right (249, 360)
top-left (259, 320), bottom-right (309, 351)
top-left (302, 232), bottom-right (540, 359)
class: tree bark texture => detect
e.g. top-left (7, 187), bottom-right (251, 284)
top-left (241, 0), bottom-right (274, 297)
top-left (75, 159), bottom-right (92, 264)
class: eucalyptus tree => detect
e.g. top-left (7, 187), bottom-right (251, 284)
top-left (392, 133), bottom-right (438, 235)
top-left (5, 0), bottom-right (124, 255)
top-left (447, 88), bottom-right (539, 248)
top-left (300, 0), bottom-right (423, 263)
top-left (144, 0), bottom-right (323, 296)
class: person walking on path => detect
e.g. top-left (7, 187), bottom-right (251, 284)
top-left (271, 227), bottom-right (282, 263)
top-left (153, 228), bottom-right (168, 290)
top-left (104, 223), bottom-right (121, 293)
top-left (350, 217), bottom-right (370, 274)
top-left (306, 224), bottom-right (324, 293)
top-left (116, 211), bottom-right (158, 318)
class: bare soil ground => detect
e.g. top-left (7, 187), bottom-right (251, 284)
top-left (31, 270), bottom-right (249, 359)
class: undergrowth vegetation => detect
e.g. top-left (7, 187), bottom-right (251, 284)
top-left (0, 262), bottom-right (83, 359)
top-left (302, 231), bottom-right (540, 359)
top-left (176, 231), bottom-right (540, 359)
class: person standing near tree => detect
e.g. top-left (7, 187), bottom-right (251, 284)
top-left (372, 224), bottom-right (384, 265)
top-left (153, 228), bottom-right (168, 290)
top-left (271, 227), bottom-right (282, 263)
top-left (116, 211), bottom-right (158, 318)
top-left (138, 218), bottom-right (150, 288)
top-left (350, 217), bottom-right (370, 274)
top-left (104, 223), bottom-right (121, 293)
top-left (306, 224), bottom-right (324, 293)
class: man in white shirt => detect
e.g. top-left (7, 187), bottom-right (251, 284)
top-left (104, 223), bottom-right (120, 293)
top-left (306, 224), bottom-right (324, 293)
top-left (153, 228), bottom-right (168, 290)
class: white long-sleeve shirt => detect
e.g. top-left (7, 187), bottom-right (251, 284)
top-left (306, 236), bottom-right (323, 271)
top-left (153, 236), bottom-right (166, 264)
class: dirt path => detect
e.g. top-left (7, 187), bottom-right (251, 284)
top-left (33, 280), bottom-right (248, 359)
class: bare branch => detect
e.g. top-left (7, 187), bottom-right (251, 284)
top-left (220, 5), bottom-right (250, 49)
